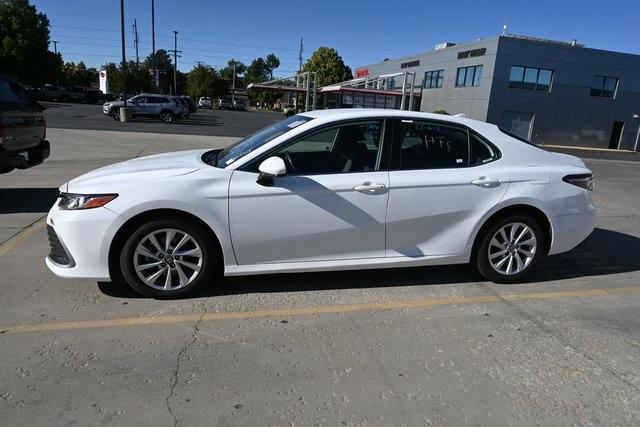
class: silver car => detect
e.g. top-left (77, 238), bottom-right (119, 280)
top-left (103, 94), bottom-right (182, 123)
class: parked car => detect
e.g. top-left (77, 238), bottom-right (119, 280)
top-left (181, 96), bottom-right (197, 114)
top-left (38, 84), bottom-right (85, 103)
top-left (102, 94), bottom-right (183, 123)
top-left (233, 99), bottom-right (247, 111)
top-left (198, 96), bottom-right (212, 108)
top-left (0, 76), bottom-right (49, 173)
top-left (218, 98), bottom-right (233, 110)
top-left (45, 109), bottom-right (596, 298)
top-left (174, 96), bottom-right (190, 119)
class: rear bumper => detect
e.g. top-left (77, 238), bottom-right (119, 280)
top-left (0, 139), bottom-right (50, 170)
top-left (548, 202), bottom-right (596, 255)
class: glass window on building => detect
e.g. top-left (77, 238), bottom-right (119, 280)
top-left (424, 70), bottom-right (444, 89)
top-left (508, 66), bottom-right (554, 92)
top-left (591, 75), bottom-right (618, 98)
top-left (455, 65), bottom-right (483, 87)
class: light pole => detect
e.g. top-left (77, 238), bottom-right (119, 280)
top-left (151, 0), bottom-right (157, 89)
top-left (120, 0), bottom-right (127, 106)
top-left (173, 30), bottom-right (178, 95)
top-left (52, 40), bottom-right (59, 85)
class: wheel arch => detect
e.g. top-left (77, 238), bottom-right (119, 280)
top-left (470, 204), bottom-right (553, 261)
top-left (108, 208), bottom-right (224, 281)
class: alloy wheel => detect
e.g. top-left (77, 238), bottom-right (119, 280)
top-left (160, 112), bottom-right (172, 123)
top-left (133, 228), bottom-right (203, 291)
top-left (488, 222), bottom-right (537, 275)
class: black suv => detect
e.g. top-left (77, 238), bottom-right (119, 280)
top-left (0, 76), bottom-right (50, 173)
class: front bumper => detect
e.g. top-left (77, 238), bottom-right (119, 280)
top-left (45, 202), bottom-right (125, 281)
top-left (0, 140), bottom-right (50, 170)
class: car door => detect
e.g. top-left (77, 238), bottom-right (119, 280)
top-left (129, 96), bottom-right (148, 116)
top-left (386, 118), bottom-right (508, 257)
top-left (228, 119), bottom-right (390, 265)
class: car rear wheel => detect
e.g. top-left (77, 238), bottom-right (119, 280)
top-left (159, 111), bottom-right (173, 123)
top-left (476, 215), bottom-right (544, 283)
top-left (111, 109), bottom-right (121, 121)
top-left (120, 218), bottom-right (216, 298)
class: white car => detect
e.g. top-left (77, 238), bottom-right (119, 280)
top-left (198, 96), bottom-right (212, 109)
top-left (45, 109), bottom-right (595, 298)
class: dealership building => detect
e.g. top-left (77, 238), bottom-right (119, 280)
top-left (352, 34), bottom-right (640, 150)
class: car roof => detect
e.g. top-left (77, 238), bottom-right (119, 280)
top-left (299, 108), bottom-right (495, 131)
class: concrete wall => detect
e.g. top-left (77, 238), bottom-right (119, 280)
top-left (489, 37), bottom-right (640, 150)
top-left (357, 39), bottom-right (499, 121)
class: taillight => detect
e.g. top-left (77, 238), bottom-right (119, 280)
top-left (563, 174), bottom-right (593, 191)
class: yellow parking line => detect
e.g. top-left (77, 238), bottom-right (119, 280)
top-left (1, 286), bottom-right (638, 335)
top-left (0, 217), bottom-right (46, 257)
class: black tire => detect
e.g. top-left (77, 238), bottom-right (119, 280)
top-left (159, 110), bottom-right (174, 123)
top-left (119, 218), bottom-right (217, 298)
top-left (111, 109), bottom-right (121, 121)
top-left (475, 215), bottom-right (544, 283)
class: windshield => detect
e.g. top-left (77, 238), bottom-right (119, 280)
top-left (213, 115), bottom-right (312, 167)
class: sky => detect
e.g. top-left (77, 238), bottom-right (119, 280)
top-left (33, 0), bottom-right (639, 77)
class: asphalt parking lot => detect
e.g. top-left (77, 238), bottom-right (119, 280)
top-left (0, 111), bottom-right (639, 425)
top-left (41, 101), bottom-right (282, 137)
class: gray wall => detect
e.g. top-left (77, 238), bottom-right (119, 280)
top-left (357, 38), bottom-right (499, 120)
top-left (489, 37), bottom-right (640, 150)
top-left (359, 35), bottom-right (640, 150)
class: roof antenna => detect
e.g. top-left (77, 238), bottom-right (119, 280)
top-left (502, 14), bottom-right (509, 36)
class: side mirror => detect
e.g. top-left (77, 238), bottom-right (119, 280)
top-left (257, 156), bottom-right (286, 186)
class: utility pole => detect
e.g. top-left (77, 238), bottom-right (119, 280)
top-left (298, 38), bottom-right (303, 73)
top-left (231, 59), bottom-right (236, 104)
top-left (169, 30), bottom-right (182, 95)
top-left (133, 19), bottom-right (139, 65)
top-left (151, 0), bottom-right (157, 89)
top-left (52, 40), bottom-right (59, 85)
top-left (120, 0), bottom-right (127, 106)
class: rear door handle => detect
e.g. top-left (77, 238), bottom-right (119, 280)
top-left (353, 183), bottom-right (387, 193)
top-left (471, 177), bottom-right (501, 188)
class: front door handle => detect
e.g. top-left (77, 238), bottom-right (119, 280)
top-left (353, 183), bottom-right (387, 193)
top-left (471, 177), bottom-right (501, 188)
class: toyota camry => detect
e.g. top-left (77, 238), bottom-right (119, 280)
top-left (46, 109), bottom-right (595, 297)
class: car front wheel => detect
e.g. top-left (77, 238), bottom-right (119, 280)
top-left (159, 111), bottom-right (174, 123)
top-left (476, 215), bottom-right (544, 283)
top-left (111, 109), bottom-right (121, 121)
top-left (120, 218), bottom-right (216, 298)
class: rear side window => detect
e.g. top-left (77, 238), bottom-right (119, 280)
top-left (470, 132), bottom-right (500, 165)
top-left (396, 121), bottom-right (469, 169)
top-left (0, 79), bottom-right (40, 112)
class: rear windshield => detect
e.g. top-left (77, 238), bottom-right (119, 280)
top-left (0, 79), bottom-right (42, 112)
top-left (498, 127), bottom-right (546, 150)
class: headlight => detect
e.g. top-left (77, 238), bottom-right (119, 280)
top-left (58, 193), bottom-right (118, 210)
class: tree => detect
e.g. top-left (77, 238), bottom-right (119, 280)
top-left (219, 59), bottom-right (246, 80)
top-left (265, 53), bottom-right (280, 80)
top-left (186, 64), bottom-right (217, 99)
top-left (244, 57), bottom-right (269, 84)
top-left (0, 0), bottom-right (52, 85)
top-left (302, 47), bottom-right (353, 87)
top-left (143, 49), bottom-right (173, 93)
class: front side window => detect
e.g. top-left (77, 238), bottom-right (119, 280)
top-left (591, 75), bottom-right (618, 98)
top-left (215, 115), bottom-right (313, 167)
top-left (272, 121), bottom-right (384, 175)
top-left (455, 65), bottom-right (483, 87)
top-left (508, 66), bottom-right (554, 92)
top-left (396, 121), bottom-right (469, 169)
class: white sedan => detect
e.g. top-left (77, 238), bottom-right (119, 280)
top-left (46, 109), bottom-right (595, 298)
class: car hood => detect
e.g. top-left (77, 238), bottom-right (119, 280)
top-left (63, 149), bottom-right (210, 193)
